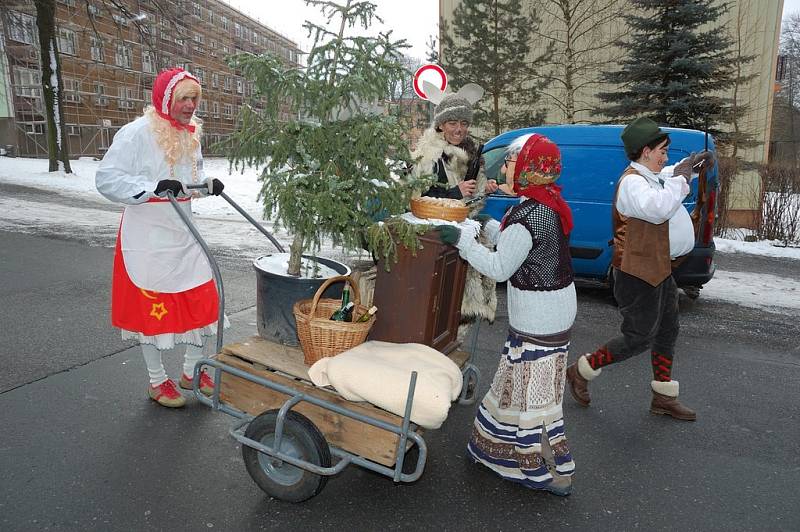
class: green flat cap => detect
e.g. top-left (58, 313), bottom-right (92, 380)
top-left (621, 117), bottom-right (667, 158)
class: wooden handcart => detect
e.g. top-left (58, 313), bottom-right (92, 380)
top-left (169, 185), bottom-right (480, 503)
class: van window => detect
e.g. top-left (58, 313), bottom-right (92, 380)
top-left (483, 146), bottom-right (507, 183)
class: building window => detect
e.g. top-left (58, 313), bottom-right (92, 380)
top-left (196, 100), bottom-right (207, 116)
top-left (23, 123), bottom-right (45, 135)
top-left (221, 15), bottom-right (228, 31)
top-left (159, 55), bottom-right (172, 70)
top-left (118, 86), bottom-right (136, 109)
top-left (251, 31), bottom-right (259, 45)
top-left (144, 89), bottom-right (152, 106)
top-left (212, 101), bottom-right (219, 117)
top-left (193, 33), bottom-right (204, 44)
top-left (194, 67), bottom-right (205, 84)
top-left (236, 78), bottom-right (243, 94)
top-left (13, 67), bottom-right (41, 98)
top-left (234, 22), bottom-right (242, 38)
top-left (176, 62), bottom-right (190, 71)
top-left (57, 28), bottom-right (77, 56)
top-left (223, 103), bottom-right (232, 118)
top-left (8, 11), bottom-right (37, 45)
top-left (223, 76), bottom-right (231, 92)
top-left (94, 83), bottom-right (108, 106)
top-left (208, 9), bottom-right (214, 25)
top-left (115, 43), bottom-right (133, 69)
top-left (89, 36), bottom-right (104, 62)
top-left (142, 50), bottom-right (155, 73)
top-left (211, 72), bottom-right (219, 89)
top-left (192, 2), bottom-right (202, 17)
top-left (67, 125), bottom-right (81, 136)
top-left (112, 14), bottom-right (128, 26)
top-left (64, 78), bottom-right (82, 103)
top-left (87, 4), bottom-right (101, 18)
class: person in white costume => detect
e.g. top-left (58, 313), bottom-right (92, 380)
top-left (96, 68), bottom-right (226, 408)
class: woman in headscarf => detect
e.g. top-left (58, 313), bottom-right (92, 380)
top-left (436, 133), bottom-right (577, 496)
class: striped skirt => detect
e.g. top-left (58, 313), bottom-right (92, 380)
top-left (467, 327), bottom-right (575, 489)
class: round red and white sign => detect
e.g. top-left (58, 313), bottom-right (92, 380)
top-left (413, 64), bottom-right (448, 100)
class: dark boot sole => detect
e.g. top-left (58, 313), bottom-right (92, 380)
top-left (650, 407), bottom-right (696, 421)
top-left (566, 373), bottom-right (590, 407)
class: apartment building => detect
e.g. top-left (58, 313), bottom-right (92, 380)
top-left (439, 0), bottom-right (785, 227)
top-left (0, 0), bottom-right (301, 157)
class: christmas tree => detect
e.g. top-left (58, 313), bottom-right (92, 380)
top-left (596, 0), bottom-right (738, 136)
top-left (226, 0), bottom-right (428, 276)
top-left (440, 0), bottom-right (552, 136)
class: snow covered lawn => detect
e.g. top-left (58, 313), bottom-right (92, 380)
top-left (1, 156), bottom-right (798, 315)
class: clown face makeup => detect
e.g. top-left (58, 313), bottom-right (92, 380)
top-left (170, 92), bottom-right (198, 125)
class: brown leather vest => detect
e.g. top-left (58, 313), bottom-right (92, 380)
top-left (611, 167), bottom-right (672, 286)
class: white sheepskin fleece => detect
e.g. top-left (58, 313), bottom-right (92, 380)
top-left (307, 341), bottom-right (463, 429)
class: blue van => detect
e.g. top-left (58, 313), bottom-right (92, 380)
top-left (479, 125), bottom-right (718, 297)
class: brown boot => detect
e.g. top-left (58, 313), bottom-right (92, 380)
top-left (650, 380), bottom-right (696, 421)
top-left (566, 354), bottom-right (600, 407)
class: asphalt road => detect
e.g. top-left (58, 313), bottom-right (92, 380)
top-left (1, 229), bottom-right (798, 531)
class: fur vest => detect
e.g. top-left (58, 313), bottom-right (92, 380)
top-left (411, 128), bottom-right (488, 213)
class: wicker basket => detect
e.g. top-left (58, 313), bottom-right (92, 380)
top-left (410, 197), bottom-right (469, 222)
top-left (293, 275), bottom-right (376, 365)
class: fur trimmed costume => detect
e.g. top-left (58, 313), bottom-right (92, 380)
top-left (411, 127), bottom-right (496, 324)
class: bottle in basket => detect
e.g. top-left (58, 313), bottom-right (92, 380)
top-left (354, 306), bottom-right (377, 323)
top-left (330, 301), bottom-right (355, 322)
top-left (340, 285), bottom-right (351, 310)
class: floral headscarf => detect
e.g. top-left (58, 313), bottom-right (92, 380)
top-left (510, 134), bottom-right (573, 235)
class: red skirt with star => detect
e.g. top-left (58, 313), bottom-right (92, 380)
top-left (111, 233), bottom-right (219, 337)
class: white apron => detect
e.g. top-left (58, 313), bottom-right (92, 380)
top-left (120, 198), bottom-right (212, 293)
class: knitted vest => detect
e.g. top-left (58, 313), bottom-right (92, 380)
top-left (611, 167), bottom-right (672, 286)
top-left (503, 199), bottom-right (573, 291)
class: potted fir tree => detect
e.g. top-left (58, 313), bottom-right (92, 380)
top-left (226, 0), bottom-right (429, 344)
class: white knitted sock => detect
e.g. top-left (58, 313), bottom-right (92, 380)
top-left (182, 342), bottom-right (205, 378)
top-left (141, 343), bottom-right (167, 386)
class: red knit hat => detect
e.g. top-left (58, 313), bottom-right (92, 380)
top-left (152, 68), bottom-right (200, 132)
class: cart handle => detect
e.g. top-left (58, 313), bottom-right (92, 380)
top-left (167, 192), bottom-right (225, 354)
top-left (185, 183), bottom-right (285, 253)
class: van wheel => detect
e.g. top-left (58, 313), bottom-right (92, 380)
top-left (682, 286), bottom-right (701, 300)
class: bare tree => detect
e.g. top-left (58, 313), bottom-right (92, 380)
top-left (32, 0), bottom-right (71, 172)
top-left (534, 0), bottom-right (628, 124)
top-left (5, 0), bottom-right (183, 173)
top-left (777, 12), bottom-right (800, 168)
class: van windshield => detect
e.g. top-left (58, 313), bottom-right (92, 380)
top-left (483, 146), bottom-right (507, 183)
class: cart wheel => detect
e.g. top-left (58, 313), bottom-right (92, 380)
top-left (242, 409), bottom-right (331, 503)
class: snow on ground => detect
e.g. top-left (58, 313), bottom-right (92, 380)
top-left (0, 156), bottom-right (798, 315)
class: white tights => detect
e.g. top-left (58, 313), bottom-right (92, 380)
top-left (140, 342), bottom-right (206, 386)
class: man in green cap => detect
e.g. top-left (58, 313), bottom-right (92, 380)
top-left (565, 117), bottom-right (714, 421)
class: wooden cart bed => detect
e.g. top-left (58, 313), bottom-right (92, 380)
top-left (216, 336), bottom-right (469, 467)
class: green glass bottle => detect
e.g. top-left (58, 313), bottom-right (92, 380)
top-left (354, 306), bottom-right (377, 323)
top-left (330, 301), bottom-right (355, 322)
top-left (340, 285), bottom-right (351, 310)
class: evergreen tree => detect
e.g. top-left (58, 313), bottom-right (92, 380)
top-left (595, 0), bottom-right (738, 137)
top-left (225, 0), bottom-right (428, 276)
top-left (440, 0), bottom-right (552, 136)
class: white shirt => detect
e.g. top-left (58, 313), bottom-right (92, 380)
top-left (618, 161), bottom-right (695, 259)
top-left (95, 115), bottom-right (203, 204)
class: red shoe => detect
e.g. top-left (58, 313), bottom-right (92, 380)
top-left (148, 379), bottom-right (186, 408)
top-left (180, 370), bottom-right (215, 396)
